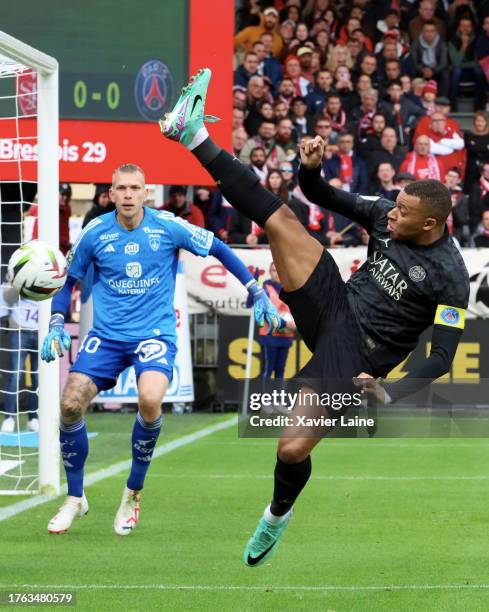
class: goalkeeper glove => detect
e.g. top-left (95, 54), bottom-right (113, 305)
top-left (41, 313), bottom-right (71, 362)
top-left (247, 280), bottom-right (285, 334)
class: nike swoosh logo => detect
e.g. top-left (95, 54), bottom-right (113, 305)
top-left (246, 541), bottom-right (277, 566)
top-left (191, 94), bottom-right (202, 116)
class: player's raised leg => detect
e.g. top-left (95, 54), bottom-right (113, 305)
top-left (114, 370), bottom-right (168, 536)
top-left (48, 373), bottom-right (97, 534)
top-left (159, 68), bottom-right (323, 293)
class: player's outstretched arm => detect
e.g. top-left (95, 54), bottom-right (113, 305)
top-left (40, 276), bottom-right (76, 362)
top-left (298, 136), bottom-right (380, 229)
top-left (209, 237), bottom-right (284, 333)
top-left (377, 326), bottom-right (462, 403)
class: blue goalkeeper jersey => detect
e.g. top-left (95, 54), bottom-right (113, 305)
top-left (67, 207), bottom-right (213, 342)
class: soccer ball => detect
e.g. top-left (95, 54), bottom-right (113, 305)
top-left (7, 240), bottom-right (67, 301)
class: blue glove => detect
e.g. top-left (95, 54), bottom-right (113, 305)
top-left (247, 280), bottom-right (285, 334)
top-left (41, 314), bottom-right (71, 362)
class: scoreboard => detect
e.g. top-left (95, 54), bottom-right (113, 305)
top-left (0, 0), bottom-right (233, 183)
top-left (3, 0), bottom-right (188, 122)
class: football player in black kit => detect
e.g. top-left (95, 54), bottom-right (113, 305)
top-left (159, 69), bottom-right (470, 567)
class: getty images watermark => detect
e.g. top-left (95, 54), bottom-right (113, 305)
top-left (245, 388), bottom-right (374, 430)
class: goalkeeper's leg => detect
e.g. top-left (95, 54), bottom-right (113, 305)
top-left (114, 370), bottom-right (169, 536)
top-left (48, 373), bottom-right (97, 534)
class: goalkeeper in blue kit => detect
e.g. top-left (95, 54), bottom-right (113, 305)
top-left (42, 163), bottom-right (282, 535)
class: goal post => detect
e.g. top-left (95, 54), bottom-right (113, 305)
top-left (0, 31), bottom-right (60, 495)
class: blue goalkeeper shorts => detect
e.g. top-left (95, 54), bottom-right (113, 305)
top-left (70, 331), bottom-right (177, 391)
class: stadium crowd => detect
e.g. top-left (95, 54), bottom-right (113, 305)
top-left (188, 0), bottom-right (489, 249)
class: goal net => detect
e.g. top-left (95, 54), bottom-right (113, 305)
top-left (0, 31), bottom-right (60, 496)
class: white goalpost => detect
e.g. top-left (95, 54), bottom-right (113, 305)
top-left (0, 31), bottom-right (60, 495)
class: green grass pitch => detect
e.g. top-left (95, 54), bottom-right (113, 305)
top-left (1, 413), bottom-right (489, 611)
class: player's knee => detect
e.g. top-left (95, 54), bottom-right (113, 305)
top-left (277, 438), bottom-right (310, 464)
top-left (138, 391), bottom-right (163, 418)
top-left (60, 395), bottom-right (83, 424)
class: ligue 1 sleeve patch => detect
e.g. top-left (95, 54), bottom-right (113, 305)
top-left (434, 304), bottom-right (465, 329)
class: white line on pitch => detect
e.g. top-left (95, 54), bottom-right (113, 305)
top-left (2, 583), bottom-right (489, 592)
top-left (150, 473), bottom-right (489, 481)
top-left (0, 416), bottom-right (237, 523)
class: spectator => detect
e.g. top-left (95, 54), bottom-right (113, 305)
top-left (234, 52), bottom-right (259, 88)
top-left (232, 127), bottom-right (248, 157)
top-left (383, 58), bottom-right (403, 85)
top-left (411, 21), bottom-right (449, 97)
top-left (469, 162), bottom-right (489, 232)
top-left (349, 88), bottom-right (388, 140)
top-left (367, 127), bottom-right (404, 179)
top-left (313, 117), bottom-right (334, 145)
top-left (417, 111), bottom-right (466, 178)
top-left (302, 0), bottom-right (330, 28)
top-left (414, 96), bottom-right (463, 138)
top-left (334, 66), bottom-right (355, 105)
top-left (353, 52), bottom-right (381, 90)
top-left (448, 18), bottom-right (482, 111)
top-left (342, 73), bottom-right (372, 113)
top-left (283, 55), bottom-right (311, 97)
top-left (279, 161), bottom-right (297, 190)
top-left (322, 178), bottom-right (363, 246)
top-left (420, 79), bottom-right (438, 115)
top-left (444, 167), bottom-right (470, 246)
top-left (396, 171), bottom-right (417, 189)
top-left (247, 146), bottom-right (268, 183)
top-left (244, 99), bottom-right (275, 136)
top-left (321, 94), bottom-right (347, 139)
top-left (29, 183), bottom-right (72, 255)
top-left (374, 162), bottom-right (401, 200)
top-left (297, 47), bottom-right (315, 83)
top-left (346, 38), bottom-right (363, 65)
top-left (384, 79), bottom-right (426, 147)
top-left (475, 15), bottom-right (489, 111)
top-left (290, 96), bottom-right (312, 137)
top-left (82, 184), bottom-right (115, 228)
top-left (275, 117), bottom-right (298, 160)
top-left (408, 0), bottom-right (447, 41)
top-left (273, 100), bottom-right (289, 120)
top-left (252, 262), bottom-right (296, 381)
top-left (232, 107), bottom-right (245, 131)
top-left (464, 111), bottom-right (489, 193)
top-left (313, 29), bottom-right (332, 65)
top-left (323, 131), bottom-right (369, 193)
top-left (279, 20), bottom-right (296, 57)
top-left (356, 113), bottom-right (387, 159)
top-left (410, 77), bottom-right (428, 108)
top-left (305, 69), bottom-right (335, 115)
top-left (163, 185), bottom-right (205, 228)
top-left (234, 6), bottom-right (283, 58)
top-left (447, 0), bottom-right (478, 29)
top-left (1, 286), bottom-right (39, 433)
top-left (377, 9), bottom-right (401, 36)
top-left (399, 135), bottom-right (444, 180)
top-left (276, 77), bottom-right (296, 108)
top-left (233, 85), bottom-right (248, 110)
top-left (326, 44), bottom-right (353, 73)
top-left (376, 37), bottom-right (402, 81)
top-left (254, 37), bottom-right (283, 91)
top-left (240, 120), bottom-right (287, 169)
top-left (206, 190), bottom-right (233, 242)
top-left (473, 209), bottom-right (489, 248)
top-left (246, 75), bottom-right (268, 110)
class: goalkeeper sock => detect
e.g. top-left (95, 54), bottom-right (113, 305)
top-left (127, 412), bottom-right (162, 491)
top-left (191, 140), bottom-right (283, 227)
top-left (270, 455), bottom-right (312, 516)
top-left (60, 420), bottom-right (89, 498)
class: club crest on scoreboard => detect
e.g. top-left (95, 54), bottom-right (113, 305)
top-left (134, 60), bottom-right (174, 122)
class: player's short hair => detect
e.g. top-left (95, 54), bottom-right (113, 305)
top-left (405, 180), bottom-right (451, 223)
top-left (112, 163), bottom-right (145, 185)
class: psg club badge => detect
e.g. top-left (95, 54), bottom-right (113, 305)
top-left (134, 60), bottom-right (174, 122)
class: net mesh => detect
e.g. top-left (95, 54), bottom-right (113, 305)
top-left (0, 51), bottom-right (40, 494)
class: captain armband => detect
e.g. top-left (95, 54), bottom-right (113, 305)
top-left (434, 304), bottom-right (465, 330)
